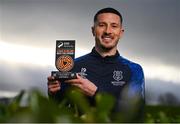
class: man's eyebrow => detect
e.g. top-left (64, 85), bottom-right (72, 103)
top-left (111, 23), bottom-right (120, 25)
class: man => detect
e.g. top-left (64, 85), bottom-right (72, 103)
top-left (47, 7), bottom-right (145, 121)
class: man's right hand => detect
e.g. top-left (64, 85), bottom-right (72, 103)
top-left (47, 76), bottom-right (61, 94)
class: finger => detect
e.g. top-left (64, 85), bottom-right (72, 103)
top-left (48, 83), bottom-right (61, 90)
top-left (76, 73), bottom-right (82, 79)
top-left (48, 83), bottom-right (60, 89)
top-left (49, 87), bottom-right (61, 93)
top-left (48, 79), bottom-right (60, 85)
top-left (47, 76), bottom-right (55, 81)
top-left (48, 80), bottom-right (60, 86)
top-left (76, 73), bottom-right (87, 79)
top-left (48, 81), bottom-right (56, 85)
top-left (64, 73), bottom-right (82, 83)
top-left (71, 83), bottom-right (82, 89)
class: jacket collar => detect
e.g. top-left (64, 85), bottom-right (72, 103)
top-left (90, 47), bottom-right (120, 62)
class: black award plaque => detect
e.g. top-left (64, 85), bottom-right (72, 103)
top-left (51, 40), bottom-right (77, 80)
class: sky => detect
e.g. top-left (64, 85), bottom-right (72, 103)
top-left (0, 0), bottom-right (179, 105)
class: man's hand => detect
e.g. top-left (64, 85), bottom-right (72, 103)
top-left (47, 76), bottom-right (61, 94)
top-left (65, 74), bottom-right (97, 96)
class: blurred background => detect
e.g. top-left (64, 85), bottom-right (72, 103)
top-left (0, 0), bottom-right (179, 105)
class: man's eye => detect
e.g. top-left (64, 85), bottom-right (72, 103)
top-left (98, 24), bottom-right (105, 27)
top-left (99, 25), bottom-right (104, 27)
top-left (112, 25), bottom-right (118, 28)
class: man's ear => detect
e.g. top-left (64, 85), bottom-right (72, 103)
top-left (119, 28), bottom-right (125, 38)
top-left (91, 26), bottom-right (95, 36)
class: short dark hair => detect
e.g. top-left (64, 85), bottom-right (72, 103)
top-left (94, 7), bottom-right (123, 24)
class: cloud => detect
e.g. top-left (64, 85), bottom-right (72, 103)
top-left (0, 0), bottom-right (179, 104)
top-left (0, 41), bottom-right (54, 66)
top-left (1, 0), bottom-right (179, 67)
top-left (146, 79), bottom-right (180, 105)
top-left (118, 0), bottom-right (180, 67)
top-left (0, 61), bottom-right (51, 94)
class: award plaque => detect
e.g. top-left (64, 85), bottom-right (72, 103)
top-left (51, 40), bottom-right (77, 80)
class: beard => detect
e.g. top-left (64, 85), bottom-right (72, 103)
top-left (100, 44), bottom-right (114, 51)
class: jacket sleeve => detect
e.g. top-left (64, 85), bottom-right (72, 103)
top-left (128, 64), bottom-right (145, 101)
top-left (127, 63), bottom-right (145, 122)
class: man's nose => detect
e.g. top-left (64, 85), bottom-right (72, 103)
top-left (104, 26), bottom-right (112, 34)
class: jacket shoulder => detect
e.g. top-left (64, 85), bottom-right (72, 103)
top-left (119, 56), bottom-right (144, 79)
top-left (74, 53), bottom-right (92, 63)
top-left (120, 56), bottom-right (143, 72)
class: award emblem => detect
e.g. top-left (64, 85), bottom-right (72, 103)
top-left (51, 40), bottom-right (77, 80)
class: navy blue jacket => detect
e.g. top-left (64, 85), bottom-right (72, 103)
top-left (50, 47), bottom-right (145, 115)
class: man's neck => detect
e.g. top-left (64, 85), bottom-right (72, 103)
top-left (95, 46), bottom-right (117, 57)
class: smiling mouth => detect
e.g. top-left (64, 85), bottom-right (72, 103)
top-left (102, 36), bottom-right (113, 42)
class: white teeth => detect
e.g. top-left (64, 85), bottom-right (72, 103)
top-left (103, 37), bottom-right (111, 40)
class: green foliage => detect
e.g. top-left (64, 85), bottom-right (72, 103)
top-left (0, 88), bottom-right (180, 123)
top-left (0, 89), bottom-right (76, 123)
top-left (145, 105), bottom-right (180, 123)
top-left (0, 88), bottom-right (115, 123)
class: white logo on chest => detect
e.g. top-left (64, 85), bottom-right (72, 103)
top-left (111, 70), bottom-right (125, 86)
top-left (78, 67), bottom-right (87, 78)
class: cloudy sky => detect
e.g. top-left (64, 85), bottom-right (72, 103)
top-left (0, 0), bottom-right (179, 104)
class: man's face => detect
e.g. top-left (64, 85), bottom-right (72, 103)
top-left (92, 13), bottom-right (124, 51)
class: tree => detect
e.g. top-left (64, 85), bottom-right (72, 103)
top-left (158, 92), bottom-right (179, 106)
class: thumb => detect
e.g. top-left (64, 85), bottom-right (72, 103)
top-left (76, 73), bottom-right (82, 79)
